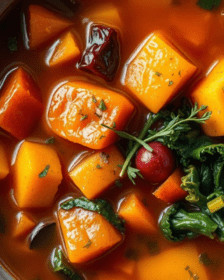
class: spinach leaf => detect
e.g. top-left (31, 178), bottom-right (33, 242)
top-left (197, 0), bottom-right (222, 10)
top-left (213, 158), bottom-right (224, 191)
top-left (61, 197), bottom-right (125, 233)
top-left (52, 248), bottom-right (83, 280)
top-left (208, 209), bottom-right (224, 241)
top-left (192, 143), bottom-right (224, 162)
top-left (200, 163), bottom-right (214, 196)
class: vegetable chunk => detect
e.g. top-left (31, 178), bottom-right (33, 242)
top-left (69, 145), bottom-right (125, 199)
top-left (0, 68), bottom-right (43, 139)
top-left (48, 81), bottom-right (134, 149)
top-left (28, 5), bottom-right (73, 49)
top-left (14, 141), bottom-right (62, 208)
top-left (58, 207), bottom-right (122, 263)
top-left (118, 193), bottom-right (157, 233)
top-left (0, 142), bottom-right (9, 179)
top-left (125, 33), bottom-right (197, 113)
top-left (153, 168), bottom-right (187, 204)
top-left (49, 31), bottom-right (81, 67)
top-left (136, 242), bottom-right (209, 280)
top-left (191, 59), bottom-right (224, 136)
top-left (13, 212), bottom-right (36, 238)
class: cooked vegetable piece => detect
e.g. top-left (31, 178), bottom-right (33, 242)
top-left (13, 212), bottom-right (36, 238)
top-left (49, 31), bottom-right (81, 67)
top-left (48, 80), bottom-right (134, 149)
top-left (14, 141), bottom-right (62, 208)
top-left (0, 68), bottom-right (43, 139)
top-left (197, 0), bottom-right (222, 10)
top-left (153, 168), bottom-right (187, 204)
top-left (28, 5), bottom-right (73, 49)
top-left (125, 33), bottom-right (197, 113)
top-left (92, 270), bottom-right (130, 280)
top-left (191, 59), bottom-right (224, 136)
top-left (136, 242), bottom-right (209, 280)
top-left (79, 24), bottom-right (120, 81)
top-left (69, 145), bottom-right (125, 199)
top-left (0, 142), bottom-right (9, 180)
top-left (58, 206), bottom-right (123, 263)
top-left (118, 193), bottom-right (157, 233)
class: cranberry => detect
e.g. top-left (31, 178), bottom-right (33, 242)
top-left (79, 24), bottom-right (120, 81)
top-left (135, 142), bottom-right (175, 184)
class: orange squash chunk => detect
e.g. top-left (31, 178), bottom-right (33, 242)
top-left (49, 31), bottom-right (81, 67)
top-left (153, 168), bottom-right (187, 204)
top-left (136, 242), bottom-right (209, 280)
top-left (69, 145), bottom-right (125, 199)
top-left (28, 5), bottom-right (73, 49)
top-left (0, 68), bottom-right (43, 139)
top-left (0, 142), bottom-right (9, 180)
top-left (118, 193), bottom-right (157, 233)
top-left (14, 141), bottom-right (62, 208)
top-left (13, 212), bottom-right (36, 238)
top-left (48, 80), bottom-right (135, 149)
top-left (125, 33), bottom-right (197, 113)
top-left (58, 207), bottom-right (122, 263)
top-left (191, 59), bottom-right (224, 136)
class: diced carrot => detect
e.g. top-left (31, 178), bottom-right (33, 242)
top-left (153, 168), bottom-right (187, 204)
top-left (69, 145), bottom-right (125, 199)
top-left (136, 242), bottom-right (209, 280)
top-left (0, 68), bottom-right (43, 139)
top-left (118, 193), bottom-right (157, 233)
top-left (0, 142), bottom-right (9, 180)
top-left (92, 270), bottom-right (131, 280)
top-left (191, 59), bottom-right (224, 136)
top-left (125, 32), bottom-right (197, 113)
top-left (14, 141), bottom-right (62, 208)
top-left (49, 31), bottom-right (81, 67)
top-left (58, 207), bottom-right (122, 263)
top-left (28, 5), bottom-right (73, 49)
top-left (13, 212), bottom-right (36, 238)
top-left (47, 80), bottom-right (135, 149)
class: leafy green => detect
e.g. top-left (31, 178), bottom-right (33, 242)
top-left (52, 248), bottom-right (83, 280)
top-left (213, 158), bottom-right (224, 191)
top-left (127, 165), bottom-right (143, 185)
top-left (197, 0), bottom-right (222, 10)
top-left (200, 163), bottom-right (214, 196)
top-left (45, 137), bottom-right (55, 144)
top-left (61, 197), bottom-right (125, 233)
top-left (39, 165), bottom-right (50, 178)
top-left (99, 100), bottom-right (107, 111)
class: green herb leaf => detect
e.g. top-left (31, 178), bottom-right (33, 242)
top-left (96, 164), bottom-right (102, 169)
top-left (45, 137), bottom-right (55, 144)
top-left (80, 114), bottom-right (88, 121)
top-left (168, 80), bottom-right (174, 86)
top-left (83, 240), bottom-right (92, 249)
top-left (112, 121), bottom-right (116, 128)
top-left (99, 100), bottom-right (107, 111)
top-left (61, 197), bottom-right (125, 233)
top-left (100, 152), bottom-right (109, 163)
top-left (127, 166), bottom-right (143, 185)
top-left (8, 37), bottom-right (18, 52)
top-left (197, 0), bottom-right (222, 10)
top-left (39, 165), bottom-right (50, 178)
top-left (155, 72), bottom-right (162, 77)
top-left (92, 95), bottom-right (97, 103)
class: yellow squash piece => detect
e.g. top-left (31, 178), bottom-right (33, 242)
top-left (191, 59), bottom-right (224, 136)
top-left (0, 142), bottom-right (9, 180)
top-left (49, 31), bottom-right (81, 67)
top-left (125, 32), bottom-right (197, 113)
top-left (14, 141), bottom-right (62, 208)
top-left (13, 212), bottom-right (36, 238)
top-left (69, 145), bottom-right (125, 199)
top-left (58, 207), bottom-right (122, 263)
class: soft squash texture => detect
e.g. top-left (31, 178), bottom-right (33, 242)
top-left (49, 31), bottom-right (81, 67)
top-left (191, 59), bottom-right (224, 136)
top-left (69, 145), bottom-right (125, 199)
top-left (125, 33), bottom-right (197, 113)
top-left (0, 142), bottom-right (9, 180)
top-left (136, 242), bottom-right (209, 280)
top-left (153, 168), bottom-right (187, 204)
top-left (48, 81), bottom-right (135, 149)
top-left (118, 193), bottom-right (157, 233)
top-left (0, 68), bottom-right (43, 139)
top-left (13, 212), bottom-right (36, 238)
top-left (14, 141), bottom-right (62, 208)
top-left (58, 207), bottom-right (122, 263)
top-left (28, 5), bottom-right (73, 49)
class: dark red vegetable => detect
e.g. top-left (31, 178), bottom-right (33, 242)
top-left (135, 142), bottom-right (175, 184)
top-left (78, 24), bottom-right (120, 81)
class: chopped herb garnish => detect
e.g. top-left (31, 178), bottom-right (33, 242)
top-left (125, 248), bottom-right (139, 261)
top-left (92, 95), bottom-right (97, 103)
top-left (199, 252), bottom-right (213, 266)
top-left (197, 0), bottom-right (222, 10)
top-left (168, 80), bottom-right (174, 86)
top-left (8, 37), bottom-right (18, 52)
top-left (112, 121), bottom-right (116, 128)
top-left (155, 72), bottom-right (162, 77)
top-left (178, 70), bottom-right (181, 76)
top-left (100, 152), bottom-right (110, 163)
top-left (95, 113), bottom-right (102, 118)
top-left (115, 180), bottom-right (122, 188)
top-left (83, 240), bottom-right (92, 249)
top-left (99, 100), bottom-right (107, 111)
top-left (80, 114), bottom-right (88, 121)
top-left (96, 164), bottom-right (102, 169)
top-left (45, 137), bottom-right (55, 144)
top-left (39, 165), bottom-right (50, 178)
top-left (117, 164), bottom-right (123, 168)
top-left (99, 135), bottom-right (106, 140)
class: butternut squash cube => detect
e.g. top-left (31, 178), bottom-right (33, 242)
top-left (136, 242), bottom-right (209, 280)
top-left (69, 145), bottom-right (125, 199)
top-left (0, 142), bottom-right (9, 180)
top-left (191, 59), bottom-right (224, 136)
top-left (125, 33), bottom-right (197, 113)
top-left (118, 193), bottom-right (157, 233)
top-left (49, 31), bottom-right (81, 67)
top-left (48, 80), bottom-right (135, 149)
top-left (14, 141), bottom-right (62, 208)
top-left (0, 68), bottom-right (43, 139)
top-left (13, 212), bottom-right (36, 238)
top-left (28, 5), bottom-right (73, 49)
top-left (58, 207), bottom-right (122, 263)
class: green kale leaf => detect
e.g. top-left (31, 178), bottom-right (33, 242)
top-left (197, 0), bottom-right (222, 10)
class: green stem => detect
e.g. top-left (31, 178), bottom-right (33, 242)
top-left (119, 114), bottom-right (161, 177)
